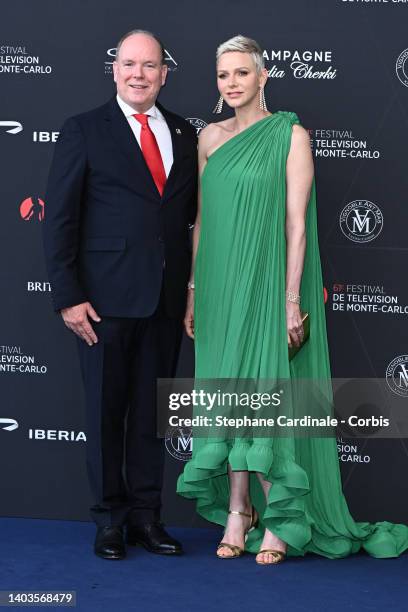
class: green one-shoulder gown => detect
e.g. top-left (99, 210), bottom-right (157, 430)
top-left (177, 111), bottom-right (408, 558)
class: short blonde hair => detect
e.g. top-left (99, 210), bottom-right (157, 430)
top-left (216, 35), bottom-right (264, 74)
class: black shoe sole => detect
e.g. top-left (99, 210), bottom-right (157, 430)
top-left (127, 539), bottom-right (183, 555)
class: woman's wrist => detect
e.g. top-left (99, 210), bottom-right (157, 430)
top-left (286, 289), bottom-right (300, 304)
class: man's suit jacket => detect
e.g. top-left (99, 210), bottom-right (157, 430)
top-left (43, 96), bottom-right (198, 319)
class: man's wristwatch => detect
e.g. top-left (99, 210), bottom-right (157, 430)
top-left (187, 281), bottom-right (195, 290)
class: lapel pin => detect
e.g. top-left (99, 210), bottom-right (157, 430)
top-left (176, 128), bottom-right (182, 135)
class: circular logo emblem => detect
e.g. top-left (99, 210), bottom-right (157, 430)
top-left (20, 196), bottom-right (45, 222)
top-left (186, 118), bottom-right (207, 135)
top-left (165, 427), bottom-right (193, 461)
top-left (396, 48), bottom-right (408, 88)
top-left (386, 355), bottom-right (408, 397)
top-left (339, 200), bottom-right (383, 243)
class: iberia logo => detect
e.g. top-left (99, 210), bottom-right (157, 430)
top-left (19, 196), bottom-right (45, 222)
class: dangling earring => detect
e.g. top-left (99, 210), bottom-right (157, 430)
top-left (259, 86), bottom-right (268, 112)
top-left (212, 95), bottom-right (224, 114)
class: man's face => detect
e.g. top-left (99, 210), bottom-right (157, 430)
top-left (113, 33), bottom-right (168, 112)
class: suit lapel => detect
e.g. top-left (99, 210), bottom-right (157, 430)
top-left (104, 97), bottom-right (159, 199)
top-left (105, 97), bottom-right (187, 202)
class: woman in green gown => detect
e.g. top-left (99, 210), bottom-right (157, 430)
top-left (177, 35), bottom-right (408, 563)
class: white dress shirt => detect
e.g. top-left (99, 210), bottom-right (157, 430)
top-left (116, 94), bottom-right (173, 177)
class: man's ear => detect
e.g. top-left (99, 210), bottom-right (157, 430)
top-left (113, 61), bottom-right (118, 83)
top-left (161, 63), bottom-right (168, 86)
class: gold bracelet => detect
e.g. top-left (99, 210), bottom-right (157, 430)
top-left (286, 290), bottom-right (300, 304)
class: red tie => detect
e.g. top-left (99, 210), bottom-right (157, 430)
top-left (133, 114), bottom-right (167, 196)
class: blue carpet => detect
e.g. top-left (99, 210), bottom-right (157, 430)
top-left (1, 518), bottom-right (408, 611)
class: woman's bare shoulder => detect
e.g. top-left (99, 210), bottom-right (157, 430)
top-left (198, 119), bottom-right (235, 155)
top-left (290, 124), bottom-right (311, 148)
top-left (200, 119), bottom-right (235, 139)
top-left (290, 124), bottom-right (310, 153)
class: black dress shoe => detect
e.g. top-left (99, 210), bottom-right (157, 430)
top-left (127, 521), bottom-right (183, 555)
top-left (94, 526), bottom-right (126, 560)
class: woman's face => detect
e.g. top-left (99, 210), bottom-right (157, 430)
top-left (216, 51), bottom-right (267, 110)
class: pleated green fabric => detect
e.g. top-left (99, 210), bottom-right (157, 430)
top-left (177, 111), bottom-right (408, 558)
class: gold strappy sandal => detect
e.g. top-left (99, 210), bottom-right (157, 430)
top-left (255, 549), bottom-right (286, 565)
top-left (217, 507), bottom-right (258, 559)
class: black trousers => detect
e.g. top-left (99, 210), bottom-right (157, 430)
top-left (76, 293), bottom-right (182, 527)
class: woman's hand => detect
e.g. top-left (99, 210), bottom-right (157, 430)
top-left (286, 301), bottom-right (304, 348)
top-left (184, 289), bottom-right (195, 339)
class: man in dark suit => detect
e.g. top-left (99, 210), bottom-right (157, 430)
top-left (43, 29), bottom-right (197, 559)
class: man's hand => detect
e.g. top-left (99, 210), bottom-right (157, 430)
top-left (61, 302), bottom-right (101, 346)
top-left (184, 290), bottom-right (195, 339)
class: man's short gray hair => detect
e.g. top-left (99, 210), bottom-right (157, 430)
top-left (216, 35), bottom-right (264, 74)
top-left (115, 29), bottom-right (165, 64)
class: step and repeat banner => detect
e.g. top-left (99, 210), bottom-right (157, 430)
top-left (1, 0), bottom-right (407, 526)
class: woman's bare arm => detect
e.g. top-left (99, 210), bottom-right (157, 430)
top-left (285, 124), bottom-right (314, 347)
top-left (184, 125), bottom-right (217, 338)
